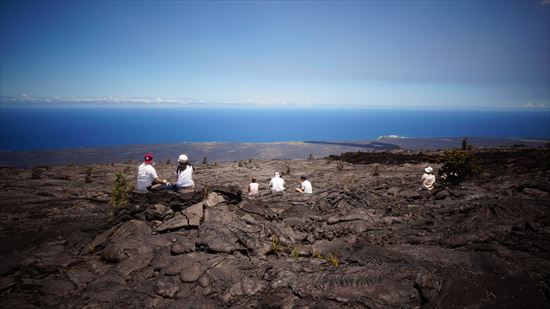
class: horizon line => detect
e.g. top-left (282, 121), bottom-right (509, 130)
top-left (1, 95), bottom-right (549, 111)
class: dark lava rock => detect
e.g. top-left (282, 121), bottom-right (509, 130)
top-left (1, 148), bottom-right (549, 308)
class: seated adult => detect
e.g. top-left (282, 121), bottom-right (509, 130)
top-left (248, 176), bottom-right (259, 196)
top-left (269, 172), bottom-right (285, 193)
top-left (295, 175), bottom-right (313, 193)
top-left (136, 153), bottom-right (167, 191)
top-left (167, 154), bottom-right (194, 191)
top-left (421, 166), bottom-right (436, 190)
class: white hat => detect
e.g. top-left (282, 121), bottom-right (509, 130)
top-left (178, 154), bottom-right (188, 163)
top-left (425, 167), bottom-right (433, 173)
top-left (274, 172), bottom-right (280, 177)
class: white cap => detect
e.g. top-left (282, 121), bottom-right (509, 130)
top-left (178, 154), bottom-right (188, 163)
top-left (425, 167), bottom-right (433, 173)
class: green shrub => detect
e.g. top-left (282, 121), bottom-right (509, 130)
top-left (110, 172), bottom-right (134, 207)
top-left (439, 150), bottom-right (480, 184)
top-left (336, 162), bottom-right (344, 171)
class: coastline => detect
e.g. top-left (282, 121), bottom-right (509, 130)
top-left (1, 137), bottom-right (548, 168)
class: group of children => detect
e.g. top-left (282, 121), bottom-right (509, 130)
top-left (135, 153), bottom-right (314, 195)
top-left (136, 152), bottom-right (435, 194)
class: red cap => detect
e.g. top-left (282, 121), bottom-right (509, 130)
top-left (144, 153), bottom-right (154, 163)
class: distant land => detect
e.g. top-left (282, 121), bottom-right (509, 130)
top-left (0, 137), bottom-right (548, 168)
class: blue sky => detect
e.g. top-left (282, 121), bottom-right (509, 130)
top-left (1, 0), bottom-right (549, 109)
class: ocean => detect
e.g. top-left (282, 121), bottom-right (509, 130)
top-left (1, 106), bottom-right (549, 151)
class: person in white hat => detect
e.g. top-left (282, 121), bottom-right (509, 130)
top-left (169, 154), bottom-right (194, 191)
top-left (421, 166), bottom-right (436, 190)
top-left (269, 172), bottom-right (285, 193)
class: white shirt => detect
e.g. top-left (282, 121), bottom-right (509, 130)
top-left (421, 173), bottom-right (436, 190)
top-left (137, 163), bottom-right (158, 191)
top-left (301, 180), bottom-right (313, 193)
top-left (175, 165), bottom-right (194, 188)
top-left (269, 176), bottom-right (285, 192)
top-left (248, 182), bottom-right (259, 195)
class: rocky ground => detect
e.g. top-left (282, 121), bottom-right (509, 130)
top-left (0, 148), bottom-right (549, 308)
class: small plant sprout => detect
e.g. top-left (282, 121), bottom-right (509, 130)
top-left (88, 244), bottom-right (96, 254)
top-left (336, 162), bottom-right (344, 171)
top-left (327, 253), bottom-right (340, 268)
top-left (291, 247), bottom-right (300, 258)
top-left (85, 167), bottom-right (93, 183)
top-left (201, 181), bottom-right (210, 201)
top-left (313, 251), bottom-right (324, 259)
top-left (270, 236), bottom-right (283, 253)
top-left (373, 165), bottom-right (380, 176)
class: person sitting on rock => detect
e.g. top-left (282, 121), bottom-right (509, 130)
top-left (248, 176), bottom-right (259, 196)
top-left (421, 166), bottom-right (436, 190)
top-left (269, 172), bottom-right (285, 193)
top-left (295, 175), bottom-right (313, 193)
top-left (167, 154), bottom-right (194, 191)
top-left (136, 153), bottom-right (167, 191)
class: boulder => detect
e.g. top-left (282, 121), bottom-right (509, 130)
top-left (203, 204), bottom-right (239, 224)
top-left (170, 238), bottom-right (195, 255)
top-left (181, 202), bottom-right (204, 226)
top-left (155, 276), bottom-right (180, 299)
top-left (210, 185), bottom-right (243, 204)
top-left (163, 252), bottom-right (224, 283)
top-left (156, 201), bottom-right (204, 233)
top-left (196, 223), bottom-right (246, 254)
top-left (203, 192), bottom-right (226, 208)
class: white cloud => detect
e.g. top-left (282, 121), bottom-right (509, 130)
top-left (520, 102), bottom-right (549, 109)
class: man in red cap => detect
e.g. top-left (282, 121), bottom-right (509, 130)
top-left (136, 153), bottom-right (167, 191)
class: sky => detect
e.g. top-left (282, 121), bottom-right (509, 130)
top-left (1, 0), bottom-right (549, 109)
